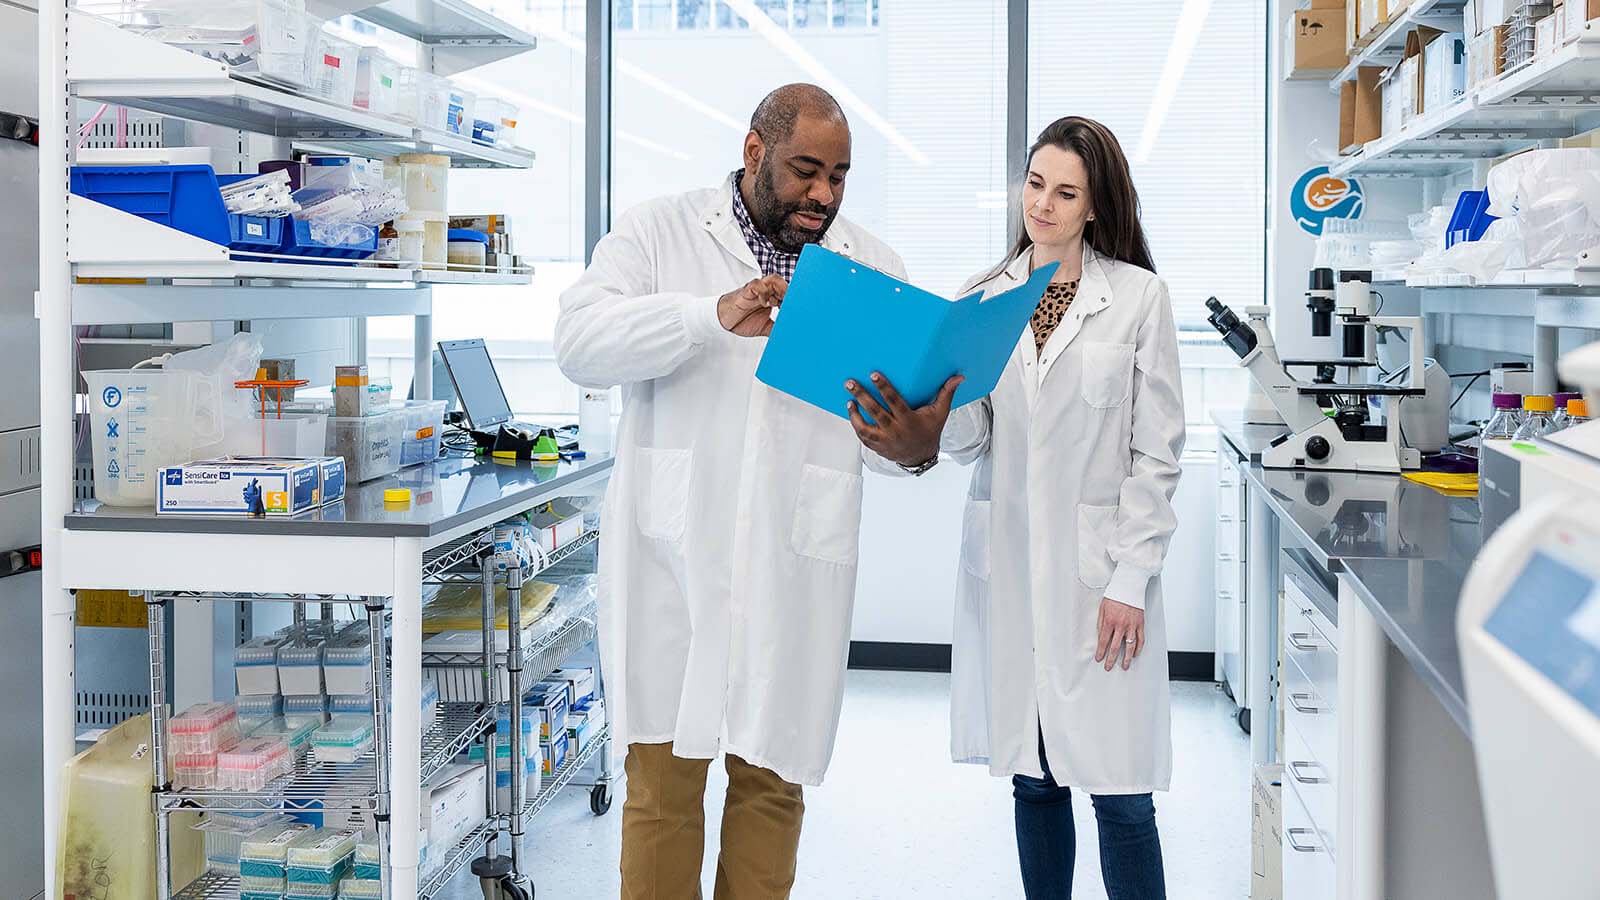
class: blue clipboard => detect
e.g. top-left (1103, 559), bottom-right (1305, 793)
top-left (755, 244), bottom-right (1059, 420)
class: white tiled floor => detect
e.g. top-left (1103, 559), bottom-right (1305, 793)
top-left (438, 672), bottom-right (1251, 899)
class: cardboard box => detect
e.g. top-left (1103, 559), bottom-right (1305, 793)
top-left (1560, 126), bottom-right (1600, 148)
top-left (1537, 12), bottom-right (1560, 55)
top-left (229, 455), bottom-right (346, 507)
top-left (1292, 6), bottom-right (1350, 73)
top-left (1569, 0), bottom-right (1600, 38)
top-left (1360, 0), bottom-right (1389, 40)
top-left (1401, 25), bottom-right (1444, 120)
top-left (551, 667), bottom-right (597, 706)
top-left (1251, 764), bottom-right (1285, 900)
top-left (1339, 80), bottom-right (1357, 152)
top-left (1468, 24), bottom-right (1509, 86)
top-left (1423, 32), bottom-right (1469, 112)
top-left (422, 762), bottom-right (487, 855)
top-left (157, 457), bottom-right (328, 515)
top-left (1353, 65), bottom-right (1386, 144)
top-left (540, 729), bottom-right (570, 776)
top-left (1348, 0), bottom-right (1362, 52)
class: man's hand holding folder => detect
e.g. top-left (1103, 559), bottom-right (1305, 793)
top-left (719, 274), bottom-right (789, 337)
top-left (846, 372), bottom-right (963, 468)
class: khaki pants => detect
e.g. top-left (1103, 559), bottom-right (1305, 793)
top-left (620, 741), bottom-right (805, 900)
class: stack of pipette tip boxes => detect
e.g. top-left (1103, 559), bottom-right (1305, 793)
top-left (239, 823), bottom-right (317, 900)
top-left (337, 834), bottom-right (383, 899)
top-left (285, 828), bottom-right (360, 900)
top-left (170, 702), bottom-right (242, 791)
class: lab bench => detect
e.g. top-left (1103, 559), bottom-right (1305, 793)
top-left (1212, 411), bottom-right (1496, 900)
top-left (56, 455), bottom-right (615, 900)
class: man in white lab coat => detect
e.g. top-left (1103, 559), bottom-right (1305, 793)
top-left (555, 84), bottom-right (956, 899)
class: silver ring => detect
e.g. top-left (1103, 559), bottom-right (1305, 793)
top-left (1124, 637), bottom-right (1136, 645)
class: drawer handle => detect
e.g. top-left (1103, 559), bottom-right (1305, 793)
top-left (1286, 828), bottom-right (1324, 854)
top-left (1288, 692), bottom-right (1324, 715)
top-left (1287, 632), bottom-right (1321, 652)
top-left (1289, 760), bottom-right (1329, 785)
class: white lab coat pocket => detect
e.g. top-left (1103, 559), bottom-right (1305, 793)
top-left (1080, 341), bottom-right (1135, 409)
top-left (634, 447), bottom-right (692, 542)
top-left (1076, 503), bottom-right (1118, 590)
top-left (960, 500), bottom-right (992, 582)
top-left (790, 464), bottom-right (864, 566)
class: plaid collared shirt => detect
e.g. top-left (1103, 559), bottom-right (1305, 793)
top-left (730, 169), bottom-right (800, 280)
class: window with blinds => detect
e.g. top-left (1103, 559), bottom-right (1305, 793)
top-left (1029, 0), bottom-right (1266, 330)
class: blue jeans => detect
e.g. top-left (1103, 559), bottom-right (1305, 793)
top-left (1012, 735), bottom-right (1166, 900)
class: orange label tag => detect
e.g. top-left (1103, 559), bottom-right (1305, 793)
top-left (416, 426), bottom-right (434, 439)
top-left (266, 491), bottom-right (289, 511)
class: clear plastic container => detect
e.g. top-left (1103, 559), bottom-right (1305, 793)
top-left (173, 750), bottom-right (220, 791)
top-left (170, 701), bottom-right (242, 754)
top-left (231, 412), bottom-right (327, 458)
top-left (445, 85), bottom-right (477, 137)
top-left (447, 229), bottom-right (488, 269)
top-left (394, 153), bottom-right (449, 218)
top-left (322, 625), bottom-right (374, 694)
top-left (249, 715), bottom-right (321, 752)
top-left (472, 97), bottom-right (519, 146)
top-left (395, 399), bottom-right (449, 466)
top-left (366, 377), bottom-right (394, 409)
top-left (353, 833), bottom-right (381, 880)
top-left (353, 46), bottom-right (401, 116)
top-left (311, 716), bottom-right (376, 764)
top-left (327, 408), bottom-right (405, 483)
top-left (277, 637), bottom-right (326, 696)
top-left (236, 692), bottom-right (284, 720)
top-left (328, 677), bottom-right (437, 731)
top-left (422, 217), bottom-right (448, 269)
top-left (283, 694), bottom-right (329, 720)
top-left (236, 633), bottom-right (291, 694)
top-left (399, 71), bottom-right (451, 132)
top-left (307, 27), bottom-right (359, 108)
top-left (198, 810), bottom-right (292, 873)
top-left (241, 873), bottom-right (289, 900)
top-left (391, 217), bottom-right (426, 265)
top-left (285, 884), bottom-right (340, 900)
top-left (217, 735), bottom-right (293, 791)
top-left (286, 827), bottom-right (358, 887)
top-left (106, 0), bottom-right (316, 89)
top-left (1514, 394), bottom-right (1556, 440)
top-left (84, 367), bottom-right (217, 506)
top-left (340, 875), bottom-right (385, 899)
top-left (239, 822), bottom-right (317, 878)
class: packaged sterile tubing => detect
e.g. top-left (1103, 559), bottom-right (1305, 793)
top-left (334, 364), bottom-right (369, 418)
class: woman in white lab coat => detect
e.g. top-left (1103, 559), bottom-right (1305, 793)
top-left (943, 117), bottom-right (1185, 899)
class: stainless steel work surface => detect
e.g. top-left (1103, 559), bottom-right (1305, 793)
top-left (65, 455), bottom-right (614, 538)
top-left (1211, 410), bottom-right (1290, 463)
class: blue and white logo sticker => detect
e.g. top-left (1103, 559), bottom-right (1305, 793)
top-left (102, 386), bottom-right (122, 409)
top-left (1291, 166), bottom-right (1364, 236)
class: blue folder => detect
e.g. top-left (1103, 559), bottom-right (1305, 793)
top-left (755, 244), bottom-right (1059, 421)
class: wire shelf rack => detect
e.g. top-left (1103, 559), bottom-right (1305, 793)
top-left (172, 869), bottom-right (239, 899)
top-left (422, 529), bottom-right (493, 580)
top-left (420, 597), bottom-right (598, 672)
top-left (422, 702), bottom-right (494, 785)
top-left (520, 722), bottom-right (612, 823)
top-left (424, 529), bottom-right (601, 586)
top-left (418, 818), bottom-right (499, 900)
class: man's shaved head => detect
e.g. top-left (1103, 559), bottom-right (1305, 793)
top-left (749, 83), bottom-right (848, 146)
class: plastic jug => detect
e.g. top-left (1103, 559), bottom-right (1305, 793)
top-left (83, 368), bottom-right (222, 506)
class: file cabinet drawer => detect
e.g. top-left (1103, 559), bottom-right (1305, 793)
top-left (1284, 714), bottom-right (1336, 858)
top-left (1282, 649), bottom-right (1338, 782)
top-left (1283, 775), bottom-right (1336, 900)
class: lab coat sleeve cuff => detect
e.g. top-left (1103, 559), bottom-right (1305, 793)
top-left (681, 294), bottom-right (724, 345)
top-left (1104, 564), bottom-right (1153, 611)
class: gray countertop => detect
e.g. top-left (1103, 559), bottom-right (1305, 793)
top-left (1213, 410), bottom-right (1480, 735)
top-left (66, 454), bottom-right (614, 539)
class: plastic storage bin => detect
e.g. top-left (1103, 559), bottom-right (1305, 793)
top-left (473, 97), bottom-right (519, 146)
top-left (276, 637), bottom-right (326, 695)
top-left (70, 165), bottom-right (291, 252)
top-left (307, 27), bottom-right (359, 107)
top-left (240, 822), bottom-right (317, 878)
top-left (399, 70), bottom-right (451, 132)
top-left (329, 677), bottom-right (438, 730)
top-left (217, 736), bottom-right (293, 791)
top-left (353, 47), bottom-right (401, 115)
top-left (311, 716), bottom-right (376, 764)
top-left (198, 810), bottom-right (292, 873)
top-left (353, 834), bottom-right (381, 880)
top-left (83, 367), bottom-right (218, 506)
top-left (394, 153), bottom-right (449, 218)
top-left (445, 85), bottom-right (477, 136)
top-left (447, 228), bottom-right (488, 269)
top-left (236, 633), bottom-right (290, 694)
top-left (287, 828), bottom-right (359, 885)
top-left (327, 408), bottom-right (405, 482)
top-left (173, 750), bottom-right (220, 791)
top-left (241, 874), bottom-right (289, 900)
top-left (236, 693), bottom-right (284, 721)
top-left (396, 399), bottom-right (448, 466)
top-left (277, 215), bottom-right (379, 262)
top-left (118, 0), bottom-right (316, 88)
top-left (322, 626), bottom-right (374, 694)
top-left (170, 701), bottom-right (242, 754)
top-left (340, 875), bottom-right (385, 899)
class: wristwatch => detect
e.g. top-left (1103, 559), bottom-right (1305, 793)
top-left (898, 455), bottom-right (940, 477)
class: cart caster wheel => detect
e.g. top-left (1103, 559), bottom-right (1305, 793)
top-left (1220, 679), bottom-right (1235, 702)
top-left (590, 783), bottom-right (613, 816)
top-left (500, 875), bottom-right (533, 900)
top-left (1237, 707), bottom-right (1251, 735)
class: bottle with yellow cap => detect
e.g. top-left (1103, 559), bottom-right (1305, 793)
top-left (1551, 398), bottom-right (1590, 433)
top-left (1513, 394), bottom-right (1556, 440)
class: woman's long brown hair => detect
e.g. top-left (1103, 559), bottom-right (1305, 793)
top-left (991, 116), bottom-right (1156, 279)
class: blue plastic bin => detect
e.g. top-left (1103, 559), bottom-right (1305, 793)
top-left (1445, 189), bottom-right (1498, 248)
top-left (70, 165), bottom-right (288, 254)
top-left (277, 218), bottom-right (379, 264)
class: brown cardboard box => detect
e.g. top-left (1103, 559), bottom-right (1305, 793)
top-left (1292, 7), bottom-right (1350, 73)
top-left (1252, 765), bottom-right (1285, 900)
top-left (1348, 0), bottom-right (1362, 51)
top-left (1313, 0), bottom-right (1344, 7)
top-left (1568, 0), bottom-right (1600, 39)
top-left (1404, 25), bottom-right (1446, 118)
top-left (1360, 0), bottom-right (1390, 40)
top-left (1560, 126), bottom-right (1600, 148)
top-left (1468, 24), bottom-right (1508, 86)
top-left (1339, 80), bottom-right (1358, 153)
top-left (1355, 65), bottom-right (1385, 143)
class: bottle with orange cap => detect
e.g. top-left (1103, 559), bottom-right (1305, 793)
top-left (1551, 397), bottom-right (1590, 432)
top-left (1513, 394), bottom-right (1557, 440)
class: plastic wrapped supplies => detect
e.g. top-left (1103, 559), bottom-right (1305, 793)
top-left (93, 0), bottom-right (318, 88)
top-left (1486, 148), bottom-right (1600, 267)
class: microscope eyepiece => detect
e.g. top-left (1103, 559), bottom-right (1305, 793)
top-left (1306, 267), bottom-right (1336, 338)
top-left (1206, 297), bottom-right (1258, 359)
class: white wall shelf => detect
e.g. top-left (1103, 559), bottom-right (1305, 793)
top-left (70, 283), bottom-right (431, 326)
top-left (1326, 0), bottom-right (1467, 93)
top-left (412, 269), bottom-right (533, 285)
top-left (309, 0), bottom-right (538, 76)
top-left (1331, 29), bottom-right (1600, 179)
top-left (301, 128), bottom-right (536, 169)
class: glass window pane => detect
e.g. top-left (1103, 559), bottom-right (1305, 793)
top-left (614, 0), bottom-right (634, 30)
top-left (612, 0), bottom-right (1007, 295)
top-left (833, 0), bottom-right (870, 27)
top-left (678, 0), bottom-right (711, 29)
top-left (1028, 0), bottom-right (1265, 331)
top-left (716, 1), bottom-right (748, 28)
top-left (637, 0), bottom-right (672, 29)
top-left (753, 0), bottom-right (789, 27)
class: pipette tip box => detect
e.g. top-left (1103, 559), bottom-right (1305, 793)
top-left (170, 701), bottom-right (241, 755)
top-left (311, 716), bottom-right (376, 764)
top-left (239, 823), bottom-right (317, 879)
top-left (217, 735), bottom-right (292, 791)
top-left (286, 828), bottom-right (359, 885)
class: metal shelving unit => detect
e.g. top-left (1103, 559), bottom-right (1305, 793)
top-left (38, 1), bottom-right (612, 897)
top-left (1326, 0), bottom-right (1469, 92)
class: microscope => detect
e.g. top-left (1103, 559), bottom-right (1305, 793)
top-left (1207, 267), bottom-right (1447, 473)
